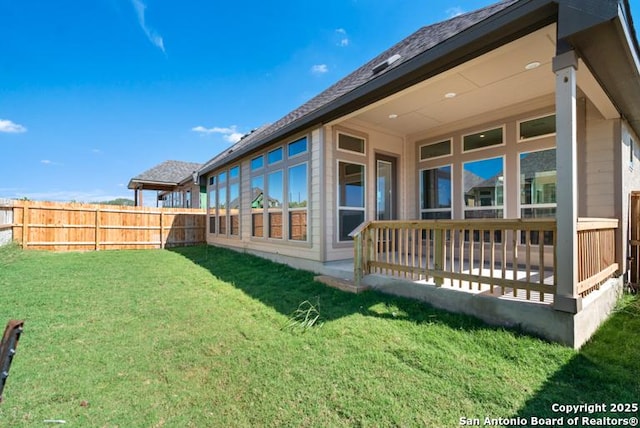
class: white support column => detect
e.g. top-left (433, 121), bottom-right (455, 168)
top-left (553, 50), bottom-right (581, 313)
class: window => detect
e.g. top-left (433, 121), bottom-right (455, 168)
top-left (250, 135), bottom-right (311, 242)
top-left (267, 170), bottom-right (283, 238)
top-left (338, 161), bottom-right (365, 241)
top-left (217, 182), bottom-right (227, 235)
top-left (520, 148), bottom-right (556, 218)
top-left (288, 137), bottom-right (307, 158)
top-left (251, 155), bottom-right (264, 171)
top-left (229, 165), bottom-right (240, 179)
top-left (229, 182), bottom-right (240, 235)
top-left (338, 132), bottom-right (365, 154)
top-left (251, 176), bottom-right (264, 237)
top-left (208, 176), bottom-right (216, 234)
top-left (420, 165), bottom-right (452, 219)
top-left (463, 127), bottom-right (503, 152)
top-left (288, 163), bottom-right (308, 241)
top-left (463, 157), bottom-right (504, 219)
top-left (519, 114), bottom-right (555, 141)
top-left (419, 140), bottom-right (451, 161)
top-left (267, 147), bottom-right (283, 165)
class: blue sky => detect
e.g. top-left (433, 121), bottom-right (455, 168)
top-left (1, 0), bottom-right (639, 203)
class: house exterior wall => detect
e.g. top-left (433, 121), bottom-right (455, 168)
top-left (620, 120), bottom-right (640, 275)
top-left (205, 127), bottom-right (324, 263)
top-left (580, 98), bottom-right (617, 218)
top-left (325, 121), bottom-right (406, 261)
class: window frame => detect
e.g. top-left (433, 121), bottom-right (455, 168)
top-left (336, 159), bottom-right (366, 242)
top-left (249, 134), bottom-right (311, 243)
top-left (461, 125), bottom-right (505, 154)
top-left (517, 113), bottom-right (556, 143)
top-left (419, 163), bottom-right (453, 220)
top-left (462, 155), bottom-right (505, 219)
top-left (337, 131), bottom-right (366, 156)
top-left (418, 139), bottom-right (452, 162)
top-left (518, 147), bottom-right (557, 217)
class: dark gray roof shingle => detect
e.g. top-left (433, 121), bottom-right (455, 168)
top-left (200, 0), bottom-right (519, 175)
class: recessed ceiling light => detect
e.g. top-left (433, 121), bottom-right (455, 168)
top-left (444, 92), bottom-right (457, 98)
top-left (525, 61), bottom-right (541, 70)
top-left (388, 114), bottom-right (398, 119)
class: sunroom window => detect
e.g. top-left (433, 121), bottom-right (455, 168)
top-left (267, 170), bottom-right (283, 238)
top-left (288, 163), bottom-right (308, 241)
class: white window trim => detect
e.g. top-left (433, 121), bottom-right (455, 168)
top-left (517, 113), bottom-right (556, 143)
top-left (461, 125), bottom-right (506, 154)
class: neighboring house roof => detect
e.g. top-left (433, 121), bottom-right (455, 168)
top-left (520, 149), bottom-right (556, 179)
top-left (128, 160), bottom-right (203, 191)
top-left (199, 0), bottom-right (519, 176)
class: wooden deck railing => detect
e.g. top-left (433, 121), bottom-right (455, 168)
top-left (351, 218), bottom-right (619, 304)
top-left (576, 218), bottom-right (619, 297)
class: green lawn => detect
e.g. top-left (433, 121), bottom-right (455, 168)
top-left (0, 244), bottom-right (638, 427)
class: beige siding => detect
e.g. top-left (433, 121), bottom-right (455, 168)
top-left (581, 99), bottom-right (616, 218)
top-left (620, 120), bottom-right (640, 273)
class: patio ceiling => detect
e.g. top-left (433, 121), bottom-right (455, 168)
top-left (342, 23), bottom-right (616, 138)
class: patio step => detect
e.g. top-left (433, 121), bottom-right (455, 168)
top-left (314, 275), bottom-right (370, 294)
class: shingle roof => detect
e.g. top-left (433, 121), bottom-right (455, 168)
top-left (199, 0), bottom-right (520, 176)
top-left (128, 160), bottom-right (203, 189)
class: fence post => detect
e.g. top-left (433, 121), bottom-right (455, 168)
top-left (160, 210), bottom-right (165, 249)
top-left (95, 207), bottom-right (100, 251)
top-left (434, 228), bottom-right (444, 287)
top-left (354, 233), bottom-right (363, 287)
top-left (21, 203), bottom-right (29, 249)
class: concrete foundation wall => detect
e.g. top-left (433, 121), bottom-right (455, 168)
top-left (365, 274), bottom-right (624, 348)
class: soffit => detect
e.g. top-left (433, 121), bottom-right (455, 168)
top-left (350, 24), bottom-right (558, 135)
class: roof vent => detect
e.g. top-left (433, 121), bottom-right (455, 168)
top-left (372, 54), bottom-right (402, 74)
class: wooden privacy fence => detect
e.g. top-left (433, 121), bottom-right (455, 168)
top-left (351, 218), bottom-right (619, 304)
top-left (1, 200), bottom-right (206, 251)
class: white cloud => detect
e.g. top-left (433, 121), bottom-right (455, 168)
top-left (311, 64), bottom-right (329, 75)
top-left (131, 0), bottom-right (165, 53)
top-left (0, 119), bottom-right (27, 133)
top-left (446, 7), bottom-right (465, 18)
top-left (192, 125), bottom-right (243, 143)
top-left (41, 160), bottom-right (51, 165)
top-left (335, 28), bottom-right (350, 47)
